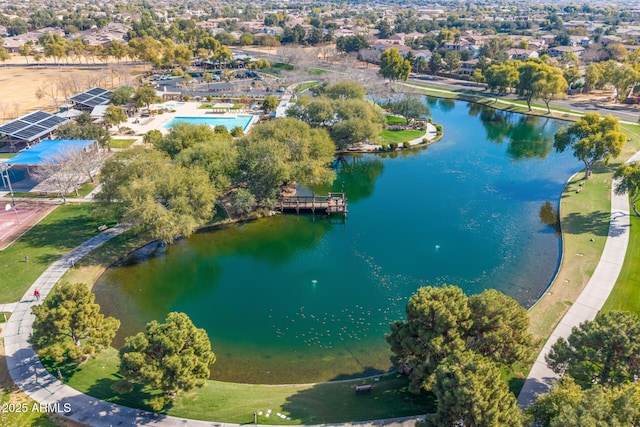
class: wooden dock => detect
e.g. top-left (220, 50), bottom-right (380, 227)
top-left (278, 192), bottom-right (348, 216)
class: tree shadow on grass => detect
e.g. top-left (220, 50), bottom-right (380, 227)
top-left (280, 373), bottom-right (433, 424)
top-left (562, 210), bottom-right (628, 237)
top-left (85, 377), bottom-right (162, 413)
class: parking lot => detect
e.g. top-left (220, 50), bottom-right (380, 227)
top-left (148, 69), bottom-right (286, 100)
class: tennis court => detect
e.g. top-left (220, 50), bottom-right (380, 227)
top-left (0, 203), bottom-right (54, 250)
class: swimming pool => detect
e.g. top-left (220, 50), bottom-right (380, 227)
top-left (164, 115), bottom-right (254, 132)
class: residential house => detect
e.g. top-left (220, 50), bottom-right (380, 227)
top-left (548, 45), bottom-right (585, 57)
top-left (505, 48), bottom-right (539, 60)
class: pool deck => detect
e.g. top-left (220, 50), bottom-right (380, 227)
top-left (125, 102), bottom-right (259, 137)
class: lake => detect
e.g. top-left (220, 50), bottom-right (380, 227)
top-left (94, 98), bottom-right (580, 384)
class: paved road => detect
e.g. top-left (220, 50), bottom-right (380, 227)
top-left (408, 75), bottom-right (640, 123)
top-left (517, 177), bottom-right (631, 408)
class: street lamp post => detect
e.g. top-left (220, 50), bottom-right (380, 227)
top-left (0, 165), bottom-right (15, 206)
top-left (5, 203), bottom-right (20, 224)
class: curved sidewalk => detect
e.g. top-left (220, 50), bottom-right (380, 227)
top-left (3, 225), bottom-right (423, 427)
top-left (517, 177), bottom-right (631, 407)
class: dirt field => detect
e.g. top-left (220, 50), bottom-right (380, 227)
top-left (0, 57), bottom-right (146, 120)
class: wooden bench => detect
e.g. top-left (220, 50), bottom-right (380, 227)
top-left (355, 384), bottom-right (372, 392)
top-left (97, 225), bottom-right (108, 232)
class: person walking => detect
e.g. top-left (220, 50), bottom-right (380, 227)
top-left (33, 289), bottom-right (40, 300)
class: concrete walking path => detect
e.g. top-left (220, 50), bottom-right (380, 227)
top-left (517, 177), bottom-right (631, 407)
top-left (3, 224), bottom-right (423, 427)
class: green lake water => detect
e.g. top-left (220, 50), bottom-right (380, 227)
top-left (94, 98), bottom-right (580, 384)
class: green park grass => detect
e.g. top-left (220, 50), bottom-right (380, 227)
top-left (110, 138), bottom-right (137, 149)
top-left (272, 62), bottom-right (294, 71)
top-left (527, 123), bottom-right (640, 348)
top-left (379, 129), bottom-right (425, 143)
top-left (309, 68), bottom-right (330, 76)
top-left (49, 348), bottom-right (432, 424)
top-left (602, 124), bottom-right (640, 315)
top-left (0, 152), bottom-right (16, 159)
top-left (602, 214), bottom-right (640, 315)
top-left (0, 203), bottom-right (115, 304)
top-left (295, 81), bottom-right (320, 93)
top-left (385, 115), bottom-right (407, 125)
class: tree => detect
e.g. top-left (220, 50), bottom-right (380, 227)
top-left (379, 48), bottom-right (411, 82)
top-left (467, 289), bottom-right (533, 365)
top-left (119, 312), bottom-right (215, 409)
top-left (97, 148), bottom-right (218, 243)
top-left (485, 62), bottom-right (520, 98)
top-left (65, 145), bottom-right (105, 184)
top-left (237, 118), bottom-right (336, 201)
top-left (534, 65), bottom-right (568, 113)
top-left (155, 122), bottom-right (232, 158)
top-left (526, 376), bottom-right (640, 426)
top-left (325, 81), bottom-right (366, 100)
top-left (428, 52), bottom-right (442, 75)
top-left (133, 85), bottom-right (161, 114)
top-left (336, 35), bottom-right (369, 53)
top-left (516, 60), bottom-right (546, 111)
top-left (443, 50), bottom-right (461, 73)
top-left (421, 352), bottom-right (523, 427)
top-left (58, 120), bottom-right (111, 151)
top-left (32, 151), bottom-right (83, 203)
top-left (387, 285), bottom-right (471, 393)
top-left (553, 113), bottom-right (627, 179)
top-left (232, 188), bottom-right (257, 216)
top-left (546, 311), bottom-right (640, 388)
top-left (388, 95), bottom-right (431, 125)
top-left (262, 95), bottom-right (279, 113)
top-left (31, 282), bottom-right (120, 362)
top-left (614, 162), bottom-right (640, 216)
top-left (387, 285), bottom-right (532, 393)
top-left (103, 105), bottom-right (127, 131)
top-left (109, 86), bottom-right (135, 106)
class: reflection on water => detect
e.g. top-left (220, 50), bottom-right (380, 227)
top-left (94, 99), bottom-right (580, 384)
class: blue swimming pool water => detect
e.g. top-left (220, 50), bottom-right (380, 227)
top-left (165, 115), bottom-right (254, 131)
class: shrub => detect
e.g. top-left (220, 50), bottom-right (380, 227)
top-left (403, 141), bottom-right (411, 149)
top-left (390, 142), bottom-right (398, 150)
top-left (380, 144), bottom-right (389, 152)
top-left (183, 95), bottom-right (191, 101)
top-left (422, 138), bottom-right (429, 144)
top-left (171, 69), bottom-right (184, 76)
top-left (435, 124), bottom-right (443, 134)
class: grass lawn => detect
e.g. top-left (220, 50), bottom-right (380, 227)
top-left (110, 138), bottom-right (137, 149)
top-left (379, 129), bottom-right (425, 143)
top-left (272, 62), bottom-right (294, 71)
top-left (527, 123), bottom-right (640, 348)
top-left (602, 214), bottom-right (640, 314)
top-left (0, 153), bottom-right (16, 159)
top-left (49, 348), bottom-right (432, 424)
top-left (309, 68), bottom-right (330, 76)
top-left (385, 115), bottom-right (407, 125)
top-left (295, 81), bottom-right (320, 93)
top-left (0, 203), bottom-right (115, 304)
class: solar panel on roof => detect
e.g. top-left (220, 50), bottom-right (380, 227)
top-left (26, 111), bottom-right (51, 123)
top-left (86, 87), bottom-right (107, 96)
top-left (16, 127), bottom-right (46, 140)
top-left (39, 117), bottom-right (66, 128)
top-left (71, 93), bottom-right (92, 103)
top-left (85, 98), bottom-right (108, 107)
top-left (0, 123), bottom-right (25, 134)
